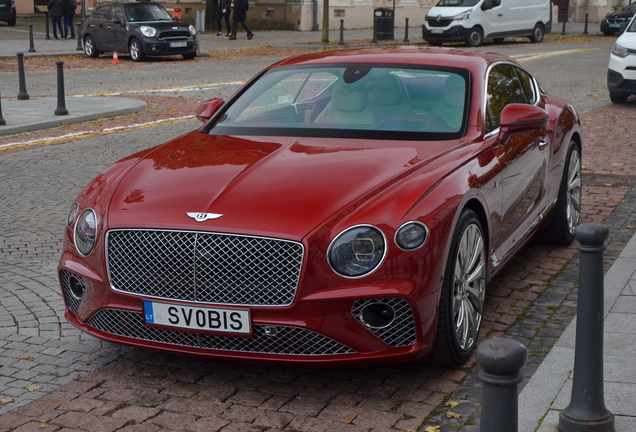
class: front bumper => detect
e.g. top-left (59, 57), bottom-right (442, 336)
top-left (139, 37), bottom-right (197, 56)
top-left (608, 51), bottom-right (636, 95)
top-left (422, 24), bottom-right (470, 43)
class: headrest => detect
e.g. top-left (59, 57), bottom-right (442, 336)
top-left (371, 75), bottom-right (403, 106)
top-left (331, 79), bottom-right (368, 112)
top-left (444, 74), bottom-right (465, 108)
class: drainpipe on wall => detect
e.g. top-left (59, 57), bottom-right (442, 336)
top-left (313, 0), bottom-right (319, 31)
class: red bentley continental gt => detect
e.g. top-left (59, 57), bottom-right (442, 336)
top-left (59, 47), bottom-right (582, 366)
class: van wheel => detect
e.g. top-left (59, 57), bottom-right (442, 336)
top-left (529, 23), bottom-right (545, 43)
top-left (466, 27), bottom-right (483, 47)
top-left (493, 37), bottom-right (505, 44)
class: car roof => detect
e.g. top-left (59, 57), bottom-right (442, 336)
top-left (268, 47), bottom-right (516, 72)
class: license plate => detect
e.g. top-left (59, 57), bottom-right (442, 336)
top-left (609, 23), bottom-right (620, 28)
top-left (431, 29), bottom-right (443, 34)
top-left (170, 41), bottom-right (187, 47)
top-left (143, 300), bottom-right (251, 334)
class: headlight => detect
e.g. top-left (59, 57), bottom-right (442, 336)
top-left (395, 221), bottom-right (429, 251)
top-left (74, 209), bottom-right (97, 256)
top-left (66, 202), bottom-right (79, 227)
top-left (189, 25), bottom-right (196, 36)
top-left (453, 10), bottom-right (471, 21)
top-left (328, 225), bottom-right (386, 278)
top-left (140, 26), bottom-right (157, 37)
top-left (612, 43), bottom-right (629, 58)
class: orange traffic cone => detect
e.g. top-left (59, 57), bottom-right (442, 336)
top-left (112, 51), bottom-right (120, 64)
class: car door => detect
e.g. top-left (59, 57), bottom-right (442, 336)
top-left (108, 5), bottom-right (127, 53)
top-left (480, 0), bottom-right (508, 37)
top-left (88, 4), bottom-right (113, 51)
top-left (485, 64), bottom-right (549, 257)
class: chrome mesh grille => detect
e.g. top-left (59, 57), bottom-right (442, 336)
top-left (60, 270), bottom-right (84, 314)
top-left (106, 230), bottom-right (303, 306)
top-left (87, 309), bottom-right (356, 355)
top-left (352, 298), bottom-right (417, 347)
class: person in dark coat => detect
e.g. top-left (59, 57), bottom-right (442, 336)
top-left (216, 0), bottom-right (231, 37)
top-left (47, 0), bottom-right (65, 39)
top-left (63, 0), bottom-right (77, 39)
top-left (228, 0), bottom-right (253, 40)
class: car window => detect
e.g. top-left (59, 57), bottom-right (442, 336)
top-left (111, 5), bottom-right (123, 21)
top-left (211, 65), bottom-right (468, 139)
top-left (485, 64), bottom-right (527, 134)
top-left (625, 3), bottom-right (636, 12)
top-left (93, 4), bottom-right (112, 20)
top-left (515, 67), bottom-right (536, 105)
top-left (125, 3), bottom-right (172, 22)
top-left (435, 0), bottom-right (480, 6)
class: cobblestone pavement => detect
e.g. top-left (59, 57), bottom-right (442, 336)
top-left (2, 41), bottom-right (636, 432)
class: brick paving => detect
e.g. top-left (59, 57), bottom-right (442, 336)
top-left (1, 59), bottom-right (636, 432)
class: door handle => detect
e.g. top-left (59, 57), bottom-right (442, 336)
top-left (498, 13), bottom-right (503, 17)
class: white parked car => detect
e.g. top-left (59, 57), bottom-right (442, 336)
top-left (608, 14), bottom-right (636, 103)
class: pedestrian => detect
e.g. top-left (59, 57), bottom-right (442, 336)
top-left (228, 0), bottom-right (253, 40)
top-left (47, 0), bottom-right (65, 40)
top-left (63, 0), bottom-right (77, 39)
top-left (215, 0), bottom-right (231, 37)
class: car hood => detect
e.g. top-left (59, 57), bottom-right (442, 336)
top-left (427, 6), bottom-right (473, 18)
top-left (605, 10), bottom-right (635, 19)
top-left (128, 20), bottom-right (190, 30)
top-left (107, 132), bottom-right (455, 240)
top-left (617, 30), bottom-right (636, 46)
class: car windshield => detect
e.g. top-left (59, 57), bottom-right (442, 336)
top-left (628, 16), bottom-right (636, 32)
top-left (208, 64), bottom-right (469, 141)
top-left (435, 0), bottom-right (480, 6)
top-left (125, 3), bottom-right (173, 22)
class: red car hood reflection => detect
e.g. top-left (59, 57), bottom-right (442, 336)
top-left (108, 132), bottom-right (452, 239)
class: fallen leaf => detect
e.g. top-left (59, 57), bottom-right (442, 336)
top-left (27, 385), bottom-right (42, 392)
top-left (82, 362), bottom-right (91, 366)
top-left (22, 356), bottom-right (34, 360)
top-left (0, 398), bottom-right (15, 405)
top-left (446, 410), bottom-right (462, 419)
top-left (38, 425), bottom-right (47, 429)
top-left (424, 427), bottom-right (441, 432)
top-left (445, 401), bottom-right (459, 408)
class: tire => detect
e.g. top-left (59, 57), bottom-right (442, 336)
top-left (542, 141), bottom-right (581, 245)
top-left (610, 91), bottom-right (628, 104)
top-left (529, 23), bottom-right (545, 43)
top-left (129, 38), bottom-right (146, 62)
top-left (431, 209), bottom-right (487, 366)
top-left (429, 41), bottom-right (443, 47)
top-left (493, 37), bottom-right (505, 44)
top-left (83, 35), bottom-right (99, 58)
top-left (465, 27), bottom-right (484, 47)
top-left (602, 30), bottom-right (616, 36)
top-left (182, 52), bottom-right (196, 60)
top-left (8, 18), bottom-right (16, 26)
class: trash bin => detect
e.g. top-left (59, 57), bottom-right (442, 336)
top-left (373, 7), bottom-right (394, 41)
top-left (171, 6), bottom-right (182, 21)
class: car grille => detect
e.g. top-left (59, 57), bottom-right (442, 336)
top-left (427, 17), bottom-right (453, 27)
top-left (87, 309), bottom-right (357, 355)
top-left (60, 270), bottom-right (84, 314)
top-left (607, 17), bottom-right (629, 23)
top-left (158, 29), bottom-right (191, 39)
top-left (106, 229), bottom-right (303, 307)
top-left (619, 79), bottom-right (636, 92)
top-left (352, 298), bottom-right (417, 347)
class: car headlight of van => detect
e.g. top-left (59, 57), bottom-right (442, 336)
top-left (453, 10), bottom-right (471, 21)
top-left (328, 225), bottom-right (386, 278)
top-left (74, 209), bottom-right (97, 256)
top-left (612, 43), bottom-right (629, 58)
top-left (189, 25), bottom-right (196, 35)
top-left (140, 26), bottom-right (157, 37)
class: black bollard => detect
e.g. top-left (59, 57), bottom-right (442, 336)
top-left (338, 19), bottom-right (345, 45)
top-left (76, 23), bottom-right (83, 51)
top-left (0, 82), bottom-right (6, 126)
top-left (17, 53), bottom-right (30, 101)
top-left (28, 24), bottom-right (36, 52)
top-left (372, 17), bottom-right (378, 43)
top-left (584, 13), bottom-right (589, 35)
top-left (478, 338), bottom-right (527, 432)
top-left (559, 224), bottom-right (614, 432)
top-left (561, 15), bottom-right (567, 35)
top-left (45, 11), bottom-right (50, 40)
top-left (403, 17), bottom-right (410, 43)
top-left (55, 60), bottom-right (69, 116)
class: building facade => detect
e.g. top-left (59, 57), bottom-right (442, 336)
top-left (16, 0), bottom-right (636, 31)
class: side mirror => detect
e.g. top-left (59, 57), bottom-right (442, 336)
top-left (113, 18), bottom-right (122, 24)
top-left (499, 103), bottom-right (549, 135)
top-left (481, 1), bottom-right (493, 11)
top-left (196, 98), bottom-right (225, 123)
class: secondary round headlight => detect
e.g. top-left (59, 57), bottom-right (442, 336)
top-left (189, 24), bottom-right (196, 36)
top-left (66, 202), bottom-right (79, 227)
top-left (328, 225), bottom-right (386, 278)
top-left (74, 209), bottom-right (97, 256)
top-left (140, 26), bottom-right (157, 37)
top-left (395, 221), bottom-right (429, 251)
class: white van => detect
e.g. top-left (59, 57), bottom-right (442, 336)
top-left (422, 0), bottom-right (552, 47)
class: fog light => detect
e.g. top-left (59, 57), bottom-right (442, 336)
top-left (69, 275), bottom-right (85, 300)
top-left (360, 303), bottom-right (395, 329)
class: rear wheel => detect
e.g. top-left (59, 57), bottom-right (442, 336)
top-left (83, 35), bottom-right (99, 58)
top-left (466, 27), bottom-right (484, 47)
top-left (529, 23), bottom-right (545, 43)
top-left (542, 141), bottom-right (581, 245)
top-left (610, 91), bottom-right (628, 104)
top-left (431, 209), bottom-right (486, 366)
top-left (129, 38), bottom-right (146, 62)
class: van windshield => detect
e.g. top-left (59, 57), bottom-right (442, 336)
top-left (435, 0), bottom-right (480, 6)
